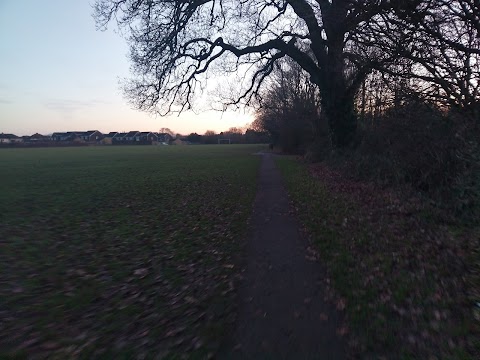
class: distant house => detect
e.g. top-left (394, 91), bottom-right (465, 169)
top-left (29, 133), bottom-right (50, 142)
top-left (52, 132), bottom-right (78, 141)
top-left (0, 133), bottom-right (22, 143)
top-left (101, 132), bottom-right (117, 145)
top-left (81, 130), bottom-right (102, 142)
top-left (136, 132), bottom-right (158, 143)
top-left (123, 131), bottom-right (139, 142)
top-left (157, 133), bottom-right (172, 144)
top-left (44, 130), bottom-right (171, 146)
top-left (52, 131), bottom-right (102, 143)
top-left (65, 132), bottom-right (83, 141)
top-left (112, 132), bottom-right (127, 144)
top-left (67, 130), bottom-right (102, 142)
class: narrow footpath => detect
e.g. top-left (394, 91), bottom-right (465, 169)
top-left (220, 153), bottom-right (346, 359)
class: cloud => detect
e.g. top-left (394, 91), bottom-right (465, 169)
top-left (43, 98), bottom-right (110, 114)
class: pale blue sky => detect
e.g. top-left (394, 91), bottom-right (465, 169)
top-left (0, 0), bottom-right (252, 136)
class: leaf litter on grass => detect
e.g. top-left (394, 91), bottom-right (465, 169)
top-left (0, 145), bottom-right (263, 358)
top-left (276, 157), bottom-right (477, 359)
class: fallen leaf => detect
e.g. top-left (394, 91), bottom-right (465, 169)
top-left (336, 326), bottom-right (349, 336)
top-left (185, 296), bottom-right (197, 304)
top-left (42, 341), bottom-right (60, 350)
top-left (134, 268), bottom-right (148, 277)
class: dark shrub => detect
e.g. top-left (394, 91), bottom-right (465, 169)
top-left (341, 100), bottom-right (479, 221)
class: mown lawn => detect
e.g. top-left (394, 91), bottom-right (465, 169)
top-left (276, 156), bottom-right (477, 360)
top-left (0, 144), bottom-right (263, 358)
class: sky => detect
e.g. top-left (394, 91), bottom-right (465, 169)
top-left (0, 0), bottom-right (253, 136)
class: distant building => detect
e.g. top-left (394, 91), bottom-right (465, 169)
top-left (0, 133), bottom-right (22, 143)
top-left (29, 133), bottom-right (50, 142)
top-left (6, 130), bottom-right (171, 147)
top-left (112, 132), bottom-right (127, 144)
top-left (136, 132), bottom-right (158, 143)
top-left (123, 131), bottom-right (140, 142)
top-left (157, 133), bottom-right (172, 144)
top-left (101, 132), bottom-right (118, 145)
top-left (67, 130), bottom-right (102, 142)
top-left (52, 131), bottom-right (102, 143)
top-left (52, 132), bottom-right (78, 141)
top-left (77, 130), bottom-right (102, 142)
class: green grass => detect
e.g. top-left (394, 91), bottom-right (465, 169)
top-left (275, 156), bottom-right (476, 359)
top-left (0, 144), bottom-right (264, 358)
top-left (274, 158), bottom-right (372, 336)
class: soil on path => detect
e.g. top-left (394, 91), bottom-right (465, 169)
top-left (219, 153), bottom-right (346, 359)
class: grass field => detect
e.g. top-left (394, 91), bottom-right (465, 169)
top-left (0, 144), bottom-right (264, 358)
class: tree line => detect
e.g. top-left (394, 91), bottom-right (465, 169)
top-left (94, 0), bottom-right (479, 217)
top-left (94, 0), bottom-right (478, 148)
top-left (183, 128), bottom-right (270, 144)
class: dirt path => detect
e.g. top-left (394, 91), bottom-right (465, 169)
top-left (219, 153), bottom-right (346, 359)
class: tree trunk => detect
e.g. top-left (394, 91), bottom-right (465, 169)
top-left (319, 58), bottom-right (357, 148)
top-left (322, 92), bottom-right (357, 148)
top-left (318, 29), bottom-right (358, 148)
top-left (361, 79), bottom-right (366, 122)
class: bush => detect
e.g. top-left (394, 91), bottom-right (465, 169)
top-left (334, 100), bottom-right (480, 221)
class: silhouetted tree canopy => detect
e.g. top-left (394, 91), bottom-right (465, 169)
top-left (253, 57), bottom-right (320, 153)
top-left (94, 0), bottom-right (479, 148)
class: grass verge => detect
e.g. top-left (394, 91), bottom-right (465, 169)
top-left (275, 156), bottom-right (477, 359)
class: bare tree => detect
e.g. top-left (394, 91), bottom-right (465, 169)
top-left (159, 127), bottom-right (175, 136)
top-left (253, 57), bottom-right (321, 152)
top-left (358, 0), bottom-right (480, 122)
top-left (94, 0), bottom-right (480, 147)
